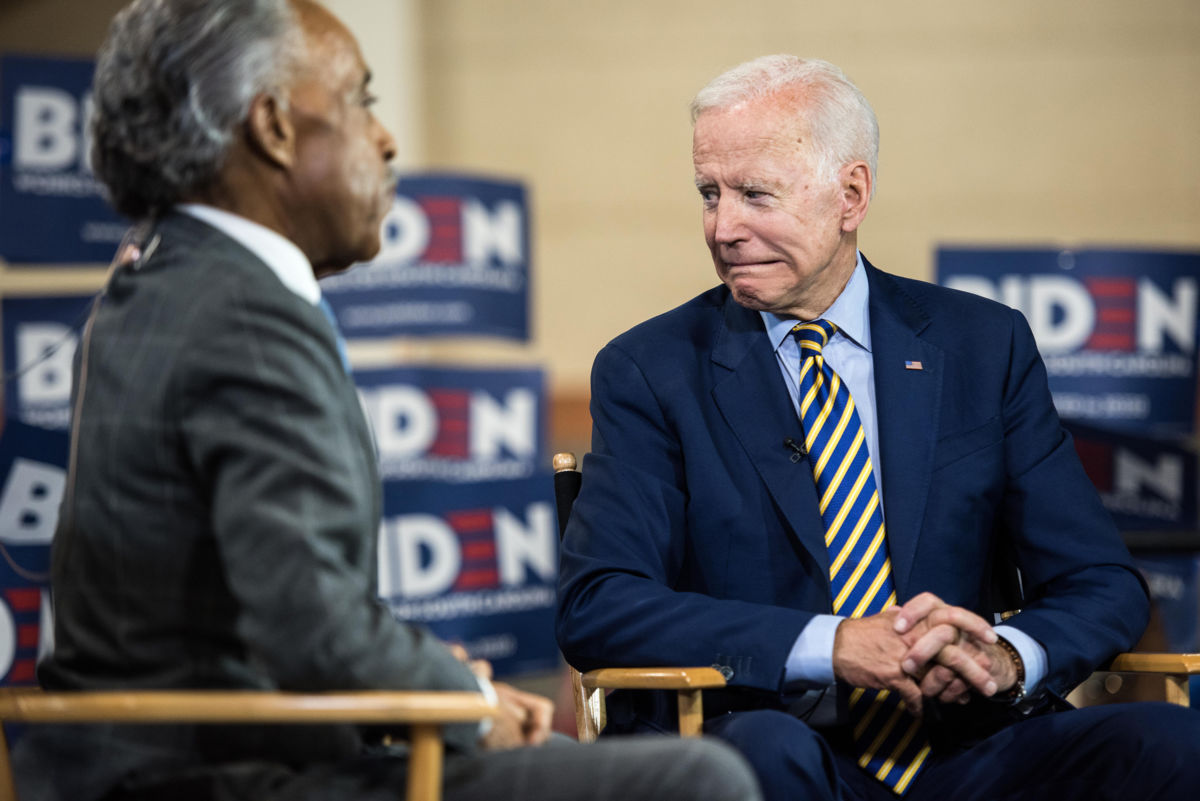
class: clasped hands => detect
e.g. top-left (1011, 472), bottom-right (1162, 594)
top-left (832, 592), bottom-right (1019, 717)
top-left (446, 643), bottom-right (555, 750)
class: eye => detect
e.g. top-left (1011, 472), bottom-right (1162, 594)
top-left (697, 187), bottom-right (718, 207)
top-left (744, 189), bottom-right (768, 201)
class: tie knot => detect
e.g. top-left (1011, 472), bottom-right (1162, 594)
top-left (791, 319), bottom-right (837, 354)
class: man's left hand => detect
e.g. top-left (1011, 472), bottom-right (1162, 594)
top-left (892, 592), bottom-right (1017, 703)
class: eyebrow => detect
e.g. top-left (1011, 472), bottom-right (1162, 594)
top-left (693, 177), bottom-right (783, 192)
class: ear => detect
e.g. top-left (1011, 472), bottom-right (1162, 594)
top-left (839, 161), bottom-right (872, 233)
top-left (244, 92), bottom-right (295, 170)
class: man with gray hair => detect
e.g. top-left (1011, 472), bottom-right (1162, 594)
top-left (557, 54), bottom-right (1200, 800)
top-left (14, 2), bottom-right (762, 800)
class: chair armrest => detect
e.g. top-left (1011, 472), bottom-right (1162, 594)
top-left (580, 667), bottom-right (728, 691)
top-left (0, 690), bottom-right (496, 801)
top-left (0, 689), bottom-right (497, 724)
top-left (576, 667), bottom-right (727, 740)
top-left (1103, 653), bottom-right (1200, 675)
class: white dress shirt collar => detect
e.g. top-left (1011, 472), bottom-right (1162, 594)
top-left (759, 251), bottom-right (871, 352)
top-left (176, 203), bottom-right (321, 305)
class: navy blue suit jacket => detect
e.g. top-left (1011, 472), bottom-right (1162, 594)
top-left (556, 258), bottom-right (1147, 731)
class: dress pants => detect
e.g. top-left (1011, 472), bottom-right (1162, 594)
top-left (103, 736), bottom-right (762, 801)
top-left (705, 702), bottom-right (1200, 801)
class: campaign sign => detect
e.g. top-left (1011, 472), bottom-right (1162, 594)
top-left (1, 294), bottom-right (92, 431)
top-left (0, 420), bottom-right (67, 686)
top-left (355, 365), bottom-right (545, 483)
top-left (1066, 421), bottom-right (1197, 536)
top-left (378, 476), bottom-right (558, 677)
top-left (0, 55), bottom-right (127, 263)
top-left (320, 173), bottom-right (531, 341)
top-left (937, 249), bottom-right (1200, 436)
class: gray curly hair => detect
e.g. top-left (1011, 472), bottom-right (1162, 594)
top-left (690, 55), bottom-right (879, 195)
top-left (90, 0), bottom-right (305, 219)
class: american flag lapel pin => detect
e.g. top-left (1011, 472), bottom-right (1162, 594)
top-left (904, 360), bottom-right (923, 371)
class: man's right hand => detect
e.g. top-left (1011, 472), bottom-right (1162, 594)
top-left (833, 608), bottom-right (929, 715)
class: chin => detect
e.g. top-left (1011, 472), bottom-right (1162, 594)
top-left (724, 278), bottom-right (774, 312)
top-left (346, 231), bottom-right (383, 266)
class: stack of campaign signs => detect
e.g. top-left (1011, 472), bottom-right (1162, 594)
top-left (2, 49), bottom-right (556, 683)
top-left (320, 174), bottom-right (558, 677)
top-left (938, 248), bottom-right (1200, 675)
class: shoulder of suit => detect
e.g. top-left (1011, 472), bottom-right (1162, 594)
top-left (145, 213), bottom-right (312, 313)
top-left (606, 284), bottom-right (730, 350)
top-left (873, 265), bottom-right (1022, 332)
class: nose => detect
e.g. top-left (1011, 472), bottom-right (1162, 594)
top-left (374, 113), bottom-right (397, 163)
top-left (709, 196), bottom-right (745, 246)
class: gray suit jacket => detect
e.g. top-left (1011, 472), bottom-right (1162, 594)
top-left (17, 212), bottom-right (482, 800)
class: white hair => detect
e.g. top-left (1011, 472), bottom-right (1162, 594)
top-left (691, 55), bottom-right (879, 193)
top-left (90, 0), bottom-right (306, 219)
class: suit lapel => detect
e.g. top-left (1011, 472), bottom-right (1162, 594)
top-left (866, 264), bottom-right (944, 597)
top-left (710, 295), bottom-right (830, 581)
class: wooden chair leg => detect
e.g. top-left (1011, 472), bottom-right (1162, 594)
top-left (407, 724), bottom-right (443, 801)
top-left (676, 689), bottom-right (704, 738)
top-left (1163, 674), bottom-right (1190, 707)
top-left (0, 725), bottom-right (14, 801)
top-left (571, 668), bottom-right (603, 743)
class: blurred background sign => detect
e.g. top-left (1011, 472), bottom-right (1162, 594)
top-left (0, 54), bottom-right (125, 264)
top-left (321, 173), bottom-right (531, 341)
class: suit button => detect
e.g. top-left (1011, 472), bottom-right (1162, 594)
top-left (712, 664), bottom-right (734, 681)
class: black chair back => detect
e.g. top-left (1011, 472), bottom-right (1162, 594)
top-left (553, 452), bottom-right (582, 540)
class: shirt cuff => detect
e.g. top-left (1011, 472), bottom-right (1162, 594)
top-left (475, 674), bottom-right (498, 738)
top-left (993, 624), bottom-right (1048, 692)
top-left (784, 614), bottom-right (844, 689)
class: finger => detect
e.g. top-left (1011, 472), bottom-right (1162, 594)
top-left (933, 643), bottom-right (997, 696)
top-left (902, 623), bottom-right (960, 676)
top-left (937, 677), bottom-right (970, 705)
top-left (924, 605), bottom-right (997, 644)
top-left (892, 677), bottom-right (925, 718)
top-left (893, 592), bottom-right (944, 634)
top-left (525, 695), bottom-right (555, 745)
top-left (469, 659), bottom-right (494, 680)
top-left (918, 664), bottom-right (958, 698)
top-left (445, 642), bottom-right (470, 662)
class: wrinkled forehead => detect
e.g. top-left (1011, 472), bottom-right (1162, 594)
top-left (692, 94), bottom-right (812, 166)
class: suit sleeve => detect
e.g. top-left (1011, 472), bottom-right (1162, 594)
top-left (176, 282), bottom-right (482, 748)
top-left (995, 308), bottom-right (1149, 696)
top-left (556, 342), bottom-right (813, 693)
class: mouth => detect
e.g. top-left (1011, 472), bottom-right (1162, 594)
top-left (381, 168), bottom-right (399, 200)
top-left (372, 172), bottom-right (399, 219)
top-left (722, 259), bottom-right (781, 272)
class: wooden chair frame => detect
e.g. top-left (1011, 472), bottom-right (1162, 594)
top-left (0, 688), bottom-right (496, 801)
top-left (552, 451), bottom-right (1198, 742)
top-left (1103, 652), bottom-right (1200, 706)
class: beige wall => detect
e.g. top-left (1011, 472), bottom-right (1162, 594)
top-left (418, 0), bottom-right (1200, 394)
top-left (2, 0), bottom-right (1198, 402)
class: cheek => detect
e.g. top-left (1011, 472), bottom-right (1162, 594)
top-left (701, 210), bottom-right (715, 237)
top-left (343, 144), bottom-right (378, 198)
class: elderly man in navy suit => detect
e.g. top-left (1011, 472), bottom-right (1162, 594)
top-left (557, 54), bottom-right (1200, 801)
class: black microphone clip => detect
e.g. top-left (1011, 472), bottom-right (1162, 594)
top-left (783, 437), bottom-right (807, 463)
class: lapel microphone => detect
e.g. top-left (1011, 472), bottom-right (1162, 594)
top-left (783, 437), bottom-right (807, 463)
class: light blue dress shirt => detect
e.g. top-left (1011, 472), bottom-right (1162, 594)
top-left (761, 252), bottom-right (1046, 701)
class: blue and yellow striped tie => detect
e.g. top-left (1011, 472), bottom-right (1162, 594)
top-left (793, 320), bottom-right (930, 795)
